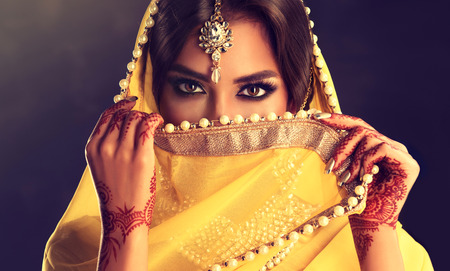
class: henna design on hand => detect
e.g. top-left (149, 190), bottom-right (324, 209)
top-left (97, 170), bottom-right (157, 271)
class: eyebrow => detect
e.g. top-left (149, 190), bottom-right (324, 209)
top-left (169, 64), bottom-right (279, 84)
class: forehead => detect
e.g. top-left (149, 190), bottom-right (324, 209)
top-left (173, 20), bottom-right (280, 81)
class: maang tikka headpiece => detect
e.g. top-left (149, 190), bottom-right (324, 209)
top-left (199, 0), bottom-right (234, 84)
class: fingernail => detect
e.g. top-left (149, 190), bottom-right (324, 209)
top-left (325, 158), bottom-right (335, 174)
top-left (126, 96), bottom-right (138, 102)
top-left (340, 171), bottom-right (351, 184)
top-left (314, 112), bottom-right (332, 120)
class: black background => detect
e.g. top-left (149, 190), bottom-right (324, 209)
top-left (0, 0), bottom-right (448, 270)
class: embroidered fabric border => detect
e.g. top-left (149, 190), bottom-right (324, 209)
top-left (154, 119), bottom-right (344, 161)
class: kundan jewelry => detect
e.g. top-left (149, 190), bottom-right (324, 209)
top-left (198, 0), bottom-right (234, 84)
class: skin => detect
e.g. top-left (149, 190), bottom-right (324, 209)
top-left (86, 20), bottom-right (418, 271)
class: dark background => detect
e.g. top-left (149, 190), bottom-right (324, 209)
top-left (1, 0), bottom-right (448, 270)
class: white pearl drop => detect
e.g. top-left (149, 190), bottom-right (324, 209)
top-left (113, 94), bottom-right (124, 103)
top-left (127, 62), bottom-right (137, 72)
top-left (371, 165), bottom-right (380, 175)
top-left (119, 79), bottom-right (129, 90)
top-left (250, 113), bottom-right (260, 123)
top-left (288, 231), bottom-right (300, 241)
top-left (149, 3), bottom-right (158, 15)
top-left (303, 224), bottom-right (314, 235)
top-left (334, 205), bottom-right (345, 217)
top-left (145, 17), bottom-right (155, 28)
top-left (180, 120), bottom-right (191, 131)
top-left (309, 20), bottom-right (314, 29)
top-left (234, 115), bottom-right (244, 124)
top-left (219, 115), bottom-right (230, 125)
top-left (245, 251), bottom-right (255, 261)
top-left (318, 216), bottom-right (329, 227)
top-left (211, 264), bottom-right (221, 271)
top-left (319, 71), bottom-right (329, 82)
top-left (313, 34), bottom-right (318, 44)
top-left (267, 112), bottom-right (277, 121)
top-left (324, 85), bottom-right (334, 95)
top-left (258, 245), bottom-right (269, 255)
top-left (297, 110), bottom-right (308, 119)
top-left (273, 238), bottom-right (284, 246)
top-left (266, 261), bottom-right (275, 269)
top-left (315, 58), bottom-right (324, 69)
top-left (328, 97), bottom-right (338, 107)
top-left (355, 185), bottom-right (365, 196)
top-left (227, 259), bottom-right (238, 268)
top-left (305, 7), bottom-right (311, 15)
top-left (133, 48), bottom-right (143, 58)
top-left (138, 34), bottom-right (148, 44)
top-left (313, 45), bottom-right (321, 56)
top-left (348, 197), bottom-right (358, 207)
top-left (283, 112), bottom-right (294, 120)
top-left (164, 123), bottom-right (175, 133)
top-left (362, 174), bottom-right (373, 184)
top-left (199, 118), bottom-right (209, 128)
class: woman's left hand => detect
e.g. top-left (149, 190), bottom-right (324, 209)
top-left (315, 112), bottom-right (419, 268)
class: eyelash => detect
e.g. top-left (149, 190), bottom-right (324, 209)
top-left (168, 76), bottom-right (277, 100)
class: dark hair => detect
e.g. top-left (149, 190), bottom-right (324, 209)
top-left (147, 0), bottom-right (313, 111)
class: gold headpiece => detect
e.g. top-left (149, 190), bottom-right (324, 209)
top-left (198, 0), bottom-right (234, 84)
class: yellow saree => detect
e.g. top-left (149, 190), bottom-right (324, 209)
top-left (43, 1), bottom-right (432, 270)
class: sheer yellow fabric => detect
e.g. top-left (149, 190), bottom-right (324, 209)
top-left (43, 1), bottom-right (432, 270)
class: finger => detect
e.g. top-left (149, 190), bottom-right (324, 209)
top-left (90, 98), bottom-right (137, 140)
top-left (135, 113), bottom-right (164, 150)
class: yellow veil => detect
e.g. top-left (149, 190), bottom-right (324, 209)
top-left (43, 1), bottom-right (432, 270)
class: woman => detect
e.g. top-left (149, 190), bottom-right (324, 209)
top-left (43, 0), bottom-right (433, 270)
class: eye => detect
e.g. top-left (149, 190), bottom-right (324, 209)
top-left (178, 82), bottom-right (204, 94)
top-left (239, 86), bottom-right (267, 97)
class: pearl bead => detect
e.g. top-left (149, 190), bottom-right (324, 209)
top-left (267, 112), bottom-right (277, 121)
top-left (199, 118), bottom-right (209, 128)
top-left (219, 115), bottom-right (230, 125)
top-left (313, 34), bottom-right (318, 44)
top-left (250, 113), bottom-right (260, 123)
top-left (313, 45), bottom-right (321, 56)
top-left (119, 79), bottom-right (129, 90)
top-left (244, 251), bottom-right (255, 261)
top-left (149, 3), bottom-right (158, 15)
top-left (258, 245), bottom-right (269, 255)
top-left (164, 123), bottom-right (175, 133)
top-left (324, 85), bottom-right (334, 95)
top-left (318, 216), bottom-right (329, 227)
top-left (315, 58), bottom-right (324, 69)
top-left (133, 48), bottom-right (143, 58)
top-left (303, 224), bottom-right (314, 235)
top-left (309, 20), bottom-right (314, 29)
top-left (273, 237), bottom-right (284, 246)
top-left (266, 261), bottom-right (275, 269)
top-left (113, 94), bottom-right (124, 103)
top-left (328, 96), bottom-right (338, 107)
top-left (180, 120), bottom-right (191, 131)
top-left (273, 257), bottom-right (281, 265)
top-left (297, 110), bottom-right (308, 119)
top-left (283, 112), bottom-right (294, 120)
top-left (355, 185), bottom-right (365, 196)
top-left (127, 62), bottom-right (137, 72)
top-left (371, 165), bottom-right (380, 175)
top-left (334, 205), bottom-right (345, 217)
top-left (145, 17), bottom-right (155, 28)
top-left (319, 71), bottom-right (329, 82)
top-left (211, 264), bottom-right (221, 271)
top-left (226, 259), bottom-right (238, 268)
top-left (288, 231), bottom-right (299, 241)
top-left (138, 34), bottom-right (148, 44)
top-left (305, 7), bottom-right (311, 15)
top-left (348, 197), bottom-right (358, 207)
top-left (362, 174), bottom-right (373, 184)
top-left (234, 115), bottom-right (244, 124)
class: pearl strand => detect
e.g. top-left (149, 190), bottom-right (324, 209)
top-left (161, 109), bottom-right (322, 133)
top-left (205, 163), bottom-right (377, 271)
top-left (114, 0), bottom-right (160, 103)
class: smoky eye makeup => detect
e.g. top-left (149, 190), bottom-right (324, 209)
top-left (236, 80), bottom-right (278, 101)
top-left (167, 76), bottom-right (206, 96)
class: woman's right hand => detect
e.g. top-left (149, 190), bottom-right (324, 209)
top-left (85, 97), bottom-right (163, 271)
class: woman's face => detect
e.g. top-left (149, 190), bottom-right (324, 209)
top-left (159, 20), bottom-right (289, 125)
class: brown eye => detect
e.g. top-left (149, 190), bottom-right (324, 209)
top-left (178, 82), bottom-right (204, 93)
top-left (240, 86), bottom-right (266, 97)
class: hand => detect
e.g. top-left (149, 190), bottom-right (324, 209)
top-left (85, 98), bottom-right (163, 270)
top-left (315, 112), bottom-right (419, 266)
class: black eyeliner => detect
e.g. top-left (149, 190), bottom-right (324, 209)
top-left (236, 81), bottom-right (278, 101)
top-left (167, 76), bottom-right (206, 97)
